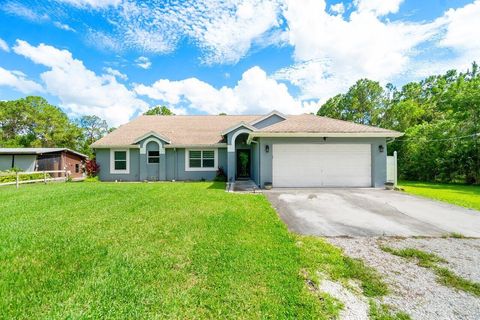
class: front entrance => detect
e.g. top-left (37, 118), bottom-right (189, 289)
top-left (236, 149), bottom-right (251, 179)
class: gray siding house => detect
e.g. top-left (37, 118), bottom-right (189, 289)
top-left (91, 111), bottom-right (402, 188)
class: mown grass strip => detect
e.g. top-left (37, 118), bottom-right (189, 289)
top-left (368, 301), bottom-right (411, 320)
top-left (381, 246), bottom-right (480, 297)
top-left (399, 181), bottom-right (480, 211)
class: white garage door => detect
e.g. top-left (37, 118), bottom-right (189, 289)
top-left (272, 144), bottom-right (372, 187)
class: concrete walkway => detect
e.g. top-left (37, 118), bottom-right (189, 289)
top-left (265, 188), bottom-right (480, 237)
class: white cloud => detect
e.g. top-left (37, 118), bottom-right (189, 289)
top-left (55, 0), bottom-right (121, 8)
top-left (330, 3), bottom-right (345, 15)
top-left (82, 0), bottom-right (282, 64)
top-left (135, 56), bottom-right (152, 69)
top-left (0, 38), bottom-right (9, 52)
top-left (354, 0), bottom-right (403, 16)
top-left (276, 0), bottom-right (441, 100)
top-left (13, 40), bottom-right (148, 126)
top-left (85, 30), bottom-right (123, 52)
top-left (135, 66), bottom-right (318, 115)
top-left (53, 21), bottom-right (76, 32)
top-left (0, 66), bottom-right (44, 94)
top-left (185, 0), bottom-right (282, 64)
top-left (2, 2), bottom-right (49, 21)
top-left (103, 67), bottom-right (128, 80)
top-left (439, 0), bottom-right (480, 62)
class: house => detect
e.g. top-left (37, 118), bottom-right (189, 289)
top-left (91, 111), bottom-right (402, 188)
top-left (0, 148), bottom-right (88, 179)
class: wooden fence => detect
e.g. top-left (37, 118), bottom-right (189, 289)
top-left (0, 170), bottom-right (69, 188)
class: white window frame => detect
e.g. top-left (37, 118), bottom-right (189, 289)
top-left (110, 149), bottom-right (130, 174)
top-left (185, 149), bottom-right (218, 172)
top-left (147, 150), bottom-right (160, 164)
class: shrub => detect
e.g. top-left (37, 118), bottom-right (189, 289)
top-left (214, 166), bottom-right (227, 182)
top-left (85, 159), bottom-right (100, 177)
top-left (0, 170), bottom-right (50, 183)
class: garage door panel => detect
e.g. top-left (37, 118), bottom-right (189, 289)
top-left (272, 144), bottom-right (371, 187)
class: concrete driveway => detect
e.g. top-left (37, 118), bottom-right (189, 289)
top-left (265, 188), bottom-right (480, 237)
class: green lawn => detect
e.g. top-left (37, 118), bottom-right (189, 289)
top-left (399, 181), bottom-right (480, 211)
top-left (0, 182), bottom-right (387, 319)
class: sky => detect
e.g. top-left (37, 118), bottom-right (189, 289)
top-left (0, 0), bottom-right (479, 126)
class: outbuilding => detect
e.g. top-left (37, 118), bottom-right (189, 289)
top-left (0, 148), bottom-right (88, 179)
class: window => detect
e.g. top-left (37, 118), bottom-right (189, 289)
top-left (114, 151), bottom-right (127, 170)
top-left (185, 149), bottom-right (217, 171)
top-left (110, 149), bottom-right (130, 174)
top-left (148, 151), bottom-right (160, 163)
top-left (75, 163), bottom-right (80, 173)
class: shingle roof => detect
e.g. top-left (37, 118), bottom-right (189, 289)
top-left (91, 113), bottom-right (402, 147)
top-left (260, 114), bottom-right (400, 134)
top-left (92, 115), bottom-right (259, 147)
top-left (0, 148), bottom-right (88, 158)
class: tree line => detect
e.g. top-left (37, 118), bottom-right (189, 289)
top-left (0, 97), bottom-right (178, 158)
top-left (318, 62), bottom-right (480, 184)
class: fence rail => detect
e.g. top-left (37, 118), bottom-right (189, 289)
top-left (0, 170), bottom-right (69, 188)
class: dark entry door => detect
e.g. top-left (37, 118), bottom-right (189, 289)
top-left (236, 149), bottom-right (251, 179)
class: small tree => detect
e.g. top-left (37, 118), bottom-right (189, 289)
top-left (144, 105), bottom-right (174, 115)
top-left (85, 159), bottom-right (100, 177)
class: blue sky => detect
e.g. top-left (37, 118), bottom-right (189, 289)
top-left (0, 0), bottom-right (478, 125)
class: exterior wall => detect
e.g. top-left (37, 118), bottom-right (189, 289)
top-left (257, 137), bottom-right (387, 188)
top-left (64, 152), bottom-right (86, 179)
top-left (95, 148), bottom-right (141, 181)
top-left (146, 141), bottom-right (160, 180)
top-left (15, 155), bottom-right (37, 171)
top-left (252, 114), bottom-right (286, 129)
top-left (0, 155), bottom-right (37, 171)
top-left (137, 136), bottom-right (166, 181)
top-left (165, 148), bottom-right (227, 181)
top-left (0, 155), bottom-right (13, 171)
top-left (95, 147), bottom-right (226, 181)
top-left (251, 141), bottom-right (260, 185)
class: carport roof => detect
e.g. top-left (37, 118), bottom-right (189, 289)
top-left (0, 148), bottom-right (88, 158)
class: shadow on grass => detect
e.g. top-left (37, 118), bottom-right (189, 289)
top-left (206, 181), bottom-right (227, 190)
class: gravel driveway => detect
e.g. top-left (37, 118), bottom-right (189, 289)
top-left (328, 237), bottom-right (480, 320)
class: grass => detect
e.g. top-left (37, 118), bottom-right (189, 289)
top-left (0, 181), bottom-right (389, 319)
top-left (399, 181), bottom-right (480, 211)
top-left (297, 236), bottom-right (389, 298)
top-left (368, 301), bottom-right (411, 320)
top-left (381, 246), bottom-right (480, 297)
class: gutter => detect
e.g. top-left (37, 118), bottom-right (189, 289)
top-left (247, 131), bottom-right (404, 143)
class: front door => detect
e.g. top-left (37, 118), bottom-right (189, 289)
top-left (236, 149), bottom-right (251, 179)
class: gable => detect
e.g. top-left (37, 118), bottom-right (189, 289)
top-left (133, 131), bottom-right (171, 144)
top-left (251, 113), bottom-right (286, 129)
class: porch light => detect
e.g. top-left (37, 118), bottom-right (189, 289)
top-left (265, 145), bottom-right (270, 153)
top-left (378, 145), bottom-right (384, 153)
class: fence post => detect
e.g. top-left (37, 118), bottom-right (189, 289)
top-left (44, 171), bottom-right (47, 184)
top-left (16, 172), bottom-right (19, 189)
top-left (393, 151), bottom-right (398, 187)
